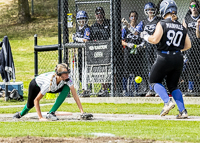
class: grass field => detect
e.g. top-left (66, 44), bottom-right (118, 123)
top-left (0, 120), bottom-right (199, 142)
top-left (0, 0), bottom-right (200, 142)
top-left (0, 103), bottom-right (200, 142)
top-left (0, 103), bottom-right (200, 116)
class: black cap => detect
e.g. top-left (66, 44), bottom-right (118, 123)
top-left (95, 7), bottom-right (105, 15)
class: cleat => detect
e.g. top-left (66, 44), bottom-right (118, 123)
top-left (122, 90), bottom-right (129, 97)
top-left (128, 89), bottom-right (134, 97)
top-left (160, 98), bottom-right (175, 116)
top-left (46, 112), bottom-right (59, 121)
top-left (81, 90), bottom-right (90, 97)
top-left (13, 112), bottom-right (21, 119)
top-left (176, 109), bottom-right (188, 119)
top-left (98, 90), bottom-right (109, 97)
top-left (145, 91), bottom-right (155, 97)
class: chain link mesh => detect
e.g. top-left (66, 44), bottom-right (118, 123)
top-left (38, 51), bottom-right (58, 75)
top-left (60, 0), bottom-right (200, 97)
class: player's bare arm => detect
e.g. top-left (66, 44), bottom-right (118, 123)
top-left (182, 34), bottom-right (191, 51)
top-left (182, 19), bottom-right (187, 29)
top-left (34, 92), bottom-right (48, 121)
top-left (196, 19), bottom-right (200, 38)
top-left (70, 85), bottom-right (84, 114)
top-left (147, 22), bottom-right (163, 44)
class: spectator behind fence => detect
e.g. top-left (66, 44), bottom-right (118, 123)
top-left (140, 0), bottom-right (191, 118)
top-left (91, 7), bottom-right (111, 97)
top-left (121, 11), bottom-right (143, 97)
top-left (182, 0), bottom-right (200, 96)
top-left (72, 11), bottom-right (92, 93)
top-left (91, 7), bottom-right (110, 40)
top-left (135, 2), bottom-right (162, 97)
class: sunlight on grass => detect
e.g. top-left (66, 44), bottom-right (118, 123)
top-left (1, 103), bottom-right (200, 117)
top-left (0, 121), bottom-right (199, 142)
top-left (0, 1), bottom-right (200, 143)
top-left (1, 37), bottom-right (58, 97)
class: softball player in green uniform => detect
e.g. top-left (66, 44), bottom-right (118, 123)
top-left (13, 63), bottom-right (92, 121)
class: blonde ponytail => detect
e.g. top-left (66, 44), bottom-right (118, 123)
top-left (49, 73), bottom-right (56, 91)
top-left (49, 63), bottom-right (69, 90)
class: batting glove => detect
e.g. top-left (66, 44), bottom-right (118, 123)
top-left (140, 31), bottom-right (150, 42)
top-left (127, 43), bottom-right (135, 49)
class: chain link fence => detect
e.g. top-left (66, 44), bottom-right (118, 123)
top-left (61, 0), bottom-right (200, 97)
top-left (37, 51), bottom-right (58, 75)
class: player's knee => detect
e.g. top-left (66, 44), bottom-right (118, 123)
top-left (61, 85), bottom-right (70, 94)
top-left (27, 103), bottom-right (34, 109)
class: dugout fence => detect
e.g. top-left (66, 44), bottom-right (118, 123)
top-left (35, 0), bottom-right (200, 97)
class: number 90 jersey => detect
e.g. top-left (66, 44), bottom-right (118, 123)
top-left (158, 18), bottom-right (187, 51)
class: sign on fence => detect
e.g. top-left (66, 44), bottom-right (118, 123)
top-left (85, 40), bottom-right (111, 65)
top-left (85, 40), bottom-right (111, 83)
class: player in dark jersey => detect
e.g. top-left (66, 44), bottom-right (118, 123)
top-left (135, 2), bottom-right (162, 97)
top-left (72, 11), bottom-right (91, 93)
top-left (91, 7), bottom-right (111, 96)
top-left (121, 11), bottom-right (143, 96)
top-left (141, 0), bottom-right (191, 118)
top-left (182, 0), bottom-right (200, 96)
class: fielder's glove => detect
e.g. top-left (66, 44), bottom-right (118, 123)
top-left (80, 113), bottom-right (93, 120)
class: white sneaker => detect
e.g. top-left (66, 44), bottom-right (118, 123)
top-left (176, 109), bottom-right (188, 119)
top-left (13, 112), bottom-right (22, 119)
top-left (145, 91), bottom-right (155, 97)
top-left (122, 90), bottom-right (128, 97)
top-left (160, 98), bottom-right (175, 116)
top-left (46, 112), bottom-right (59, 121)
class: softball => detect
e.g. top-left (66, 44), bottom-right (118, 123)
top-left (135, 76), bottom-right (142, 83)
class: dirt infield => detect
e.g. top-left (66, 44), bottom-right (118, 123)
top-left (0, 112), bottom-right (200, 122)
top-left (0, 136), bottom-right (174, 143)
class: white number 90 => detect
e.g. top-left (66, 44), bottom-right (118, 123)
top-left (166, 30), bottom-right (183, 47)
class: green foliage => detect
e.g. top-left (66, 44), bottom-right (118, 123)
top-left (0, 0), bottom-right (58, 40)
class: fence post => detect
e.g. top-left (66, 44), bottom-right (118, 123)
top-left (58, 0), bottom-right (62, 64)
top-left (31, 0), bottom-right (34, 15)
top-left (63, 0), bottom-right (69, 64)
top-left (110, 0), bottom-right (114, 97)
top-left (114, 0), bottom-right (122, 96)
top-left (34, 34), bottom-right (38, 77)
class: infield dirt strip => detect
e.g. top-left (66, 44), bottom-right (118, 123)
top-left (0, 112), bottom-right (200, 122)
